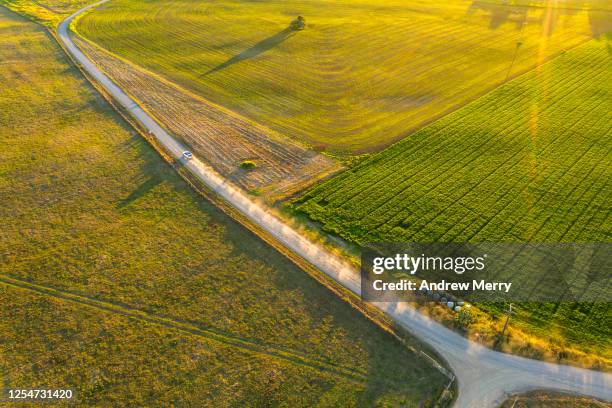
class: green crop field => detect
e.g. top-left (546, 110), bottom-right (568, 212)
top-left (0, 7), bottom-right (446, 406)
top-left (292, 38), bottom-right (611, 358)
top-left (73, 0), bottom-right (609, 153)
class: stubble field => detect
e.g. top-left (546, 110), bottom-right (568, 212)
top-left (74, 37), bottom-right (341, 199)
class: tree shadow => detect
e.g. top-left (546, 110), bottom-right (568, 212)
top-left (117, 175), bottom-right (162, 208)
top-left (202, 27), bottom-right (296, 76)
top-left (589, 10), bottom-right (612, 41)
top-left (117, 133), bottom-right (142, 153)
top-left (467, 1), bottom-right (528, 30)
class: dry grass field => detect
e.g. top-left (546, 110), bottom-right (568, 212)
top-left (75, 37), bottom-right (341, 199)
top-left (1, 0), bottom-right (89, 25)
top-left (2, 284), bottom-right (395, 407)
top-left (75, 0), bottom-right (610, 153)
top-left (0, 6), bottom-right (446, 406)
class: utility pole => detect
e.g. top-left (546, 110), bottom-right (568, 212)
top-left (500, 303), bottom-right (516, 339)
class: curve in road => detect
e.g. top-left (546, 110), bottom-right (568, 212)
top-left (58, 4), bottom-right (611, 407)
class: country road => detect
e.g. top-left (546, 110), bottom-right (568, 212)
top-left (58, 3), bottom-right (611, 407)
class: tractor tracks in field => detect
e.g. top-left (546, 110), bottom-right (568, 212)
top-left (0, 274), bottom-right (370, 385)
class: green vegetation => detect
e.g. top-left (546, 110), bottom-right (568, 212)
top-left (499, 391), bottom-right (610, 407)
top-left (0, 7), bottom-right (446, 405)
top-left (240, 160), bottom-right (258, 171)
top-left (290, 15), bottom-right (306, 31)
top-left (74, 0), bottom-right (607, 153)
top-left (293, 39), bottom-right (611, 359)
top-left (0, 284), bottom-right (377, 407)
top-left (454, 309), bottom-right (475, 331)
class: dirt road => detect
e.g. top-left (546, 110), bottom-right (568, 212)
top-left (58, 4), bottom-right (611, 406)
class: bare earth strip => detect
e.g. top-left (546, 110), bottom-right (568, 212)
top-left (74, 36), bottom-right (341, 199)
top-left (58, 2), bottom-right (611, 407)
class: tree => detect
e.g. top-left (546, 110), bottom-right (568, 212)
top-left (240, 160), bottom-right (257, 171)
top-left (290, 16), bottom-right (305, 30)
top-left (455, 309), bottom-right (474, 330)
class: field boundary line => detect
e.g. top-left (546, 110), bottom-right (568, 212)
top-left (0, 274), bottom-right (370, 384)
top-left (357, 36), bottom-right (596, 154)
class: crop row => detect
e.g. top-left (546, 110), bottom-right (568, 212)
top-left (295, 40), bottom-right (610, 245)
top-left (293, 39), bottom-right (611, 352)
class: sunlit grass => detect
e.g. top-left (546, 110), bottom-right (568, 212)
top-left (0, 7), bottom-right (446, 405)
top-left (75, 0), bottom-right (608, 153)
top-left (292, 37), bottom-right (611, 362)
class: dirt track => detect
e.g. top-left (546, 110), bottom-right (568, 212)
top-left (58, 3), bottom-right (611, 406)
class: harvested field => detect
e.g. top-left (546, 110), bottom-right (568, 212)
top-left (75, 38), bottom-right (341, 199)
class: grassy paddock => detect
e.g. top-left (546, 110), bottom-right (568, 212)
top-left (0, 0), bottom-right (90, 25)
top-left (73, 0), bottom-right (608, 153)
top-left (0, 7), bottom-right (446, 406)
top-left (0, 284), bottom-right (380, 407)
top-left (292, 38), bottom-right (611, 362)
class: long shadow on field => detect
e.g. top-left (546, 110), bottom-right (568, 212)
top-left (589, 10), bottom-right (612, 40)
top-left (117, 176), bottom-right (162, 208)
top-left (203, 27), bottom-right (296, 76)
top-left (467, 1), bottom-right (527, 30)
